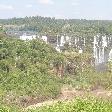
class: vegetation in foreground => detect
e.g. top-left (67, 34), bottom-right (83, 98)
top-left (1, 98), bottom-right (112, 112)
top-left (0, 33), bottom-right (64, 107)
top-left (28, 98), bottom-right (112, 112)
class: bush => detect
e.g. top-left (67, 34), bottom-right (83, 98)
top-left (27, 98), bottom-right (112, 112)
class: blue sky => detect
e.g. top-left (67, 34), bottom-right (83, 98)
top-left (0, 0), bottom-right (112, 20)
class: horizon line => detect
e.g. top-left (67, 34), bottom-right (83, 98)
top-left (0, 15), bottom-right (112, 21)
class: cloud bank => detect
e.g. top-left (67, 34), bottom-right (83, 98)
top-left (0, 4), bottom-right (14, 11)
top-left (38, 0), bottom-right (54, 5)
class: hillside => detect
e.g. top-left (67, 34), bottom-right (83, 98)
top-left (0, 33), bottom-right (66, 107)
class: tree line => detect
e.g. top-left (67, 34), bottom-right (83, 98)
top-left (0, 16), bottom-right (112, 37)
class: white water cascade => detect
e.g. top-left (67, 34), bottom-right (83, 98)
top-left (51, 34), bottom-right (112, 66)
top-left (93, 35), bottom-right (98, 65)
top-left (55, 35), bottom-right (61, 52)
top-left (60, 36), bottom-right (65, 46)
top-left (109, 49), bottom-right (112, 61)
top-left (93, 35), bottom-right (108, 65)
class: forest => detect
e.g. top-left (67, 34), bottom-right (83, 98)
top-left (1, 16), bottom-right (112, 37)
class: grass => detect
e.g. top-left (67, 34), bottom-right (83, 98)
top-left (0, 71), bottom-right (62, 107)
top-left (0, 36), bottom-right (64, 107)
top-left (62, 69), bottom-right (112, 91)
top-left (1, 66), bottom-right (112, 108)
top-left (27, 98), bottom-right (112, 112)
top-left (1, 98), bottom-right (112, 112)
top-left (0, 105), bottom-right (21, 112)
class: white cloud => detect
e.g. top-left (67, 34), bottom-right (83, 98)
top-left (54, 14), bottom-right (65, 19)
top-left (0, 4), bottom-right (14, 10)
top-left (71, 0), bottom-right (79, 6)
top-left (72, 2), bottom-right (79, 6)
top-left (38, 0), bottom-right (54, 5)
top-left (71, 0), bottom-right (80, 16)
top-left (26, 4), bottom-right (33, 8)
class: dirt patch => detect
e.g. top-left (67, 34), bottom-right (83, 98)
top-left (3, 94), bottom-right (51, 108)
top-left (18, 96), bottom-right (50, 107)
top-left (59, 85), bottom-right (112, 100)
top-left (58, 85), bottom-right (86, 100)
top-left (25, 100), bottom-right (59, 110)
top-left (91, 89), bottom-right (112, 99)
top-left (26, 85), bottom-right (112, 110)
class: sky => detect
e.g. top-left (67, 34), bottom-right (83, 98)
top-left (0, 0), bottom-right (112, 20)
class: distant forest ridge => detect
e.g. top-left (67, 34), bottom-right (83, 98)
top-left (0, 16), bottom-right (112, 36)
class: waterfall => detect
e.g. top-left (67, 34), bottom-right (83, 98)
top-left (109, 49), bottom-right (112, 61)
top-left (102, 35), bottom-right (107, 63)
top-left (75, 37), bottom-right (77, 46)
top-left (42, 36), bottom-right (47, 43)
top-left (68, 37), bottom-right (72, 46)
top-left (93, 34), bottom-right (112, 72)
top-left (60, 36), bottom-right (65, 46)
top-left (56, 35), bottom-right (59, 47)
top-left (93, 35), bottom-right (108, 65)
top-left (84, 38), bottom-right (86, 46)
top-left (66, 36), bottom-right (69, 42)
top-left (55, 35), bottom-right (61, 52)
top-left (102, 36), bottom-right (107, 47)
top-left (93, 36), bottom-right (98, 65)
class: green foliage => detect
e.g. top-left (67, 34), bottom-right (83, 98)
top-left (28, 98), bottom-right (112, 112)
top-left (108, 61), bottom-right (112, 73)
top-left (62, 68), bottom-right (112, 90)
top-left (1, 98), bottom-right (112, 112)
top-left (0, 105), bottom-right (21, 112)
top-left (1, 16), bottom-right (112, 36)
top-left (0, 34), bottom-right (64, 106)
